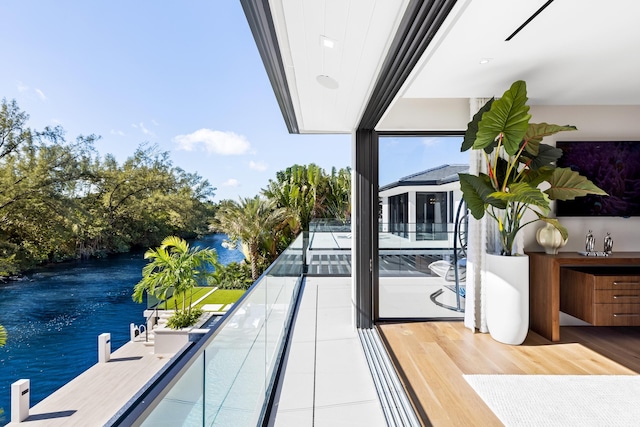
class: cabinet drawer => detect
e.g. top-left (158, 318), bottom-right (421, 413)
top-left (594, 290), bottom-right (640, 304)
top-left (594, 275), bottom-right (640, 290)
top-left (593, 304), bottom-right (640, 326)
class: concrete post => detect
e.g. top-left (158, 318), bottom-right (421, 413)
top-left (408, 190), bottom-right (417, 242)
top-left (130, 323), bottom-right (137, 341)
top-left (147, 314), bottom-right (156, 331)
top-left (98, 333), bottom-right (111, 363)
top-left (11, 379), bottom-right (30, 423)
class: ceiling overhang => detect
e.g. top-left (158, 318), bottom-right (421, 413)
top-left (243, 0), bottom-right (640, 134)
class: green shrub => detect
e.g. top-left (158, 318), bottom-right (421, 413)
top-left (166, 308), bottom-right (203, 329)
top-left (210, 262), bottom-right (254, 290)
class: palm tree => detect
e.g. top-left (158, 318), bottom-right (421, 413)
top-left (215, 196), bottom-right (290, 280)
top-left (132, 236), bottom-right (219, 326)
top-left (262, 164), bottom-right (324, 232)
top-left (324, 166), bottom-right (351, 223)
top-left (263, 164), bottom-right (352, 230)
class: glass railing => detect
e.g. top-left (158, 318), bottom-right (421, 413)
top-left (378, 221), bottom-right (467, 319)
top-left (111, 233), bottom-right (305, 427)
top-left (304, 220), bottom-right (467, 277)
top-left (308, 218), bottom-right (351, 233)
top-left (379, 222), bottom-right (465, 273)
top-left (307, 220), bottom-right (352, 276)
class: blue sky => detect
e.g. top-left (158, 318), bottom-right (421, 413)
top-left (0, 2), bottom-right (467, 201)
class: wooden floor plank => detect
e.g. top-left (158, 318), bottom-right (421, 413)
top-left (378, 322), bottom-right (640, 427)
top-left (6, 341), bottom-right (173, 427)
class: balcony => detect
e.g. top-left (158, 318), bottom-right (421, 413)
top-left (105, 223), bottom-right (640, 427)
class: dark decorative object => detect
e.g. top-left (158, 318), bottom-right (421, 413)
top-left (604, 232), bottom-right (613, 254)
top-left (556, 141), bottom-right (640, 217)
top-left (585, 230), bottom-right (595, 252)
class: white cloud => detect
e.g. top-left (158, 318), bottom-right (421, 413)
top-left (110, 129), bottom-right (125, 136)
top-left (173, 129), bottom-right (251, 155)
top-left (151, 119), bottom-right (159, 126)
top-left (221, 178), bottom-right (240, 187)
top-left (132, 122), bottom-right (155, 137)
top-left (421, 137), bottom-right (441, 147)
top-left (249, 160), bottom-right (268, 171)
top-left (16, 82), bottom-right (47, 100)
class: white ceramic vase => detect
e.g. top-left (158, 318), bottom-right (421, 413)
top-left (485, 253), bottom-right (529, 345)
top-left (536, 222), bottom-right (567, 255)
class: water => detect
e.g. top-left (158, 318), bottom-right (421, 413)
top-left (0, 234), bottom-right (244, 424)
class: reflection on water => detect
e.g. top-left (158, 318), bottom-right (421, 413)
top-left (0, 234), bottom-right (243, 423)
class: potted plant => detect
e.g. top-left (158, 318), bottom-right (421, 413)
top-left (133, 236), bottom-right (219, 353)
top-left (459, 80), bottom-right (606, 344)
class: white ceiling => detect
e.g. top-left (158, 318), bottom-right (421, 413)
top-left (401, 0), bottom-right (640, 105)
top-left (270, 0), bottom-right (640, 133)
top-left (270, 0), bottom-right (409, 133)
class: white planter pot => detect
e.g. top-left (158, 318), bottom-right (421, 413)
top-left (485, 253), bottom-right (529, 345)
top-left (154, 327), bottom-right (192, 354)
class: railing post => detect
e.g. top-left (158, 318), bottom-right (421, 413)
top-left (98, 333), bottom-right (111, 363)
top-left (11, 379), bottom-right (30, 423)
top-left (130, 323), bottom-right (137, 341)
top-left (302, 230), bottom-right (309, 274)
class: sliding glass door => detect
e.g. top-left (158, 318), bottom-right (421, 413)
top-left (378, 134), bottom-right (468, 320)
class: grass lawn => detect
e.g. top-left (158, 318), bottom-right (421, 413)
top-left (158, 286), bottom-right (216, 310)
top-left (195, 289), bottom-right (245, 308)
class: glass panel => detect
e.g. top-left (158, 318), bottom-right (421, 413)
top-left (140, 353), bottom-right (205, 426)
top-left (416, 192), bottom-right (448, 240)
top-left (307, 220), bottom-right (352, 276)
top-left (138, 233), bottom-right (305, 427)
top-left (203, 284), bottom-right (268, 427)
top-left (378, 135), bottom-right (468, 320)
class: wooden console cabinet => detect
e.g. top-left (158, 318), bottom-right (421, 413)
top-left (560, 268), bottom-right (640, 326)
top-left (527, 252), bottom-right (640, 341)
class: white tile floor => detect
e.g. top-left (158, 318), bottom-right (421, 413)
top-left (379, 276), bottom-right (465, 318)
top-left (269, 277), bottom-right (386, 427)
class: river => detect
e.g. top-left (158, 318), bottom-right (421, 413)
top-left (0, 234), bottom-right (244, 424)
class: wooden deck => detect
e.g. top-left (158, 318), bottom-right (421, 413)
top-left (378, 322), bottom-right (640, 426)
top-left (6, 341), bottom-right (174, 427)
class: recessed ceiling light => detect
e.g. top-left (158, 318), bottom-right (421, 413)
top-left (316, 75), bottom-right (339, 90)
top-left (320, 36), bottom-right (335, 49)
top-left (479, 58), bottom-right (492, 65)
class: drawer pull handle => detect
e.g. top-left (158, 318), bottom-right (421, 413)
top-left (613, 295), bottom-right (640, 299)
top-left (613, 313), bottom-right (640, 317)
top-left (613, 281), bottom-right (640, 286)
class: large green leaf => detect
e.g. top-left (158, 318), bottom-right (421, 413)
top-left (522, 166), bottom-right (554, 187)
top-left (492, 156), bottom-right (518, 189)
top-left (545, 167), bottom-right (608, 200)
top-left (475, 80), bottom-right (531, 155)
top-left (520, 143), bottom-right (563, 170)
top-left (523, 123), bottom-right (577, 156)
top-left (459, 173), bottom-right (506, 219)
top-left (490, 182), bottom-right (551, 212)
top-left (461, 98), bottom-right (494, 152)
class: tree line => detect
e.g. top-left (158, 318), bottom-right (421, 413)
top-left (213, 163), bottom-right (351, 280)
top-left (0, 99), bottom-right (215, 278)
top-left (0, 98), bottom-right (352, 283)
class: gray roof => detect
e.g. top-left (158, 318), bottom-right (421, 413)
top-left (380, 164), bottom-right (469, 191)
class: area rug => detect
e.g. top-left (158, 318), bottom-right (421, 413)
top-left (463, 374), bottom-right (640, 426)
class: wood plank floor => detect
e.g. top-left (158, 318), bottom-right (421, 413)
top-left (377, 322), bottom-right (640, 427)
top-left (5, 341), bottom-right (173, 427)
